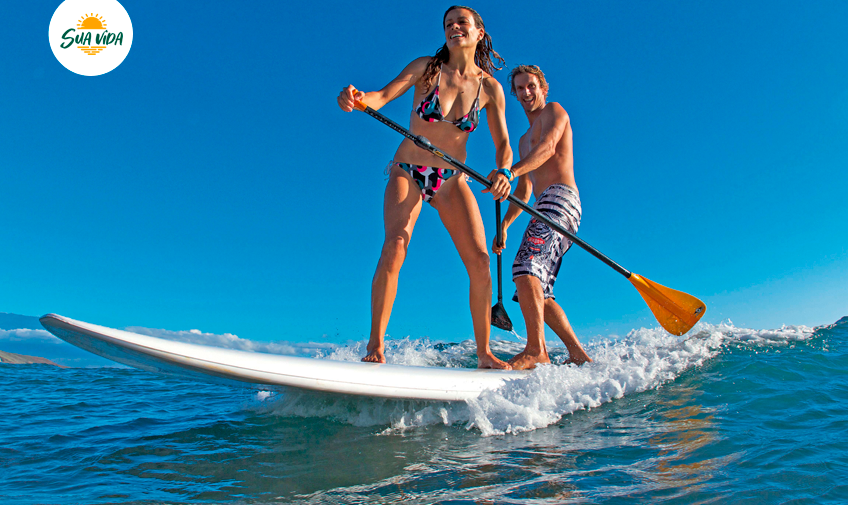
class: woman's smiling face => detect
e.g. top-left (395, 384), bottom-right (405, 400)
top-left (444, 8), bottom-right (483, 48)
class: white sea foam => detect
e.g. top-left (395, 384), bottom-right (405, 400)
top-left (315, 337), bottom-right (475, 368)
top-left (261, 321), bottom-right (817, 436)
top-left (707, 320), bottom-right (815, 343)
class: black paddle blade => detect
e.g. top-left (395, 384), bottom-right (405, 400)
top-left (491, 302), bottom-right (513, 331)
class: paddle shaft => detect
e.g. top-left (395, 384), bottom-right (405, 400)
top-left (495, 200), bottom-right (504, 304)
top-left (355, 101), bottom-right (633, 279)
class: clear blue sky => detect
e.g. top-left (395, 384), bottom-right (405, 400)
top-left (2, 0), bottom-right (846, 345)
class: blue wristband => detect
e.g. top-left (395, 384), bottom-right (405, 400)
top-left (497, 168), bottom-right (514, 182)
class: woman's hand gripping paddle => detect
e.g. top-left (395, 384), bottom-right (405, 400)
top-left (491, 200), bottom-right (513, 331)
top-left (351, 97), bottom-right (706, 335)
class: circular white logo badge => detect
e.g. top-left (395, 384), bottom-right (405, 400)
top-left (48, 0), bottom-right (133, 76)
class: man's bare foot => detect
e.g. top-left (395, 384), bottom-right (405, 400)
top-left (508, 350), bottom-right (550, 370)
top-left (362, 348), bottom-right (385, 363)
top-left (477, 352), bottom-right (512, 370)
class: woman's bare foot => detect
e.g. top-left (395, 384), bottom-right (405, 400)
top-left (508, 350), bottom-right (550, 370)
top-left (362, 347), bottom-right (386, 363)
top-left (477, 352), bottom-right (512, 370)
top-left (361, 333), bottom-right (386, 364)
top-left (563, 355), bottom-right (592, 366)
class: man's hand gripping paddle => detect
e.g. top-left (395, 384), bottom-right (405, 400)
top-left (351, 96), bottom-right (706, 336)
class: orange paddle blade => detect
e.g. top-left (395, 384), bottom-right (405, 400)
top-left (629, 273), bottom-right (706, 335)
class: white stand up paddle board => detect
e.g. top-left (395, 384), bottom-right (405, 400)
top-left (40, 314), bottom-right (528, 401)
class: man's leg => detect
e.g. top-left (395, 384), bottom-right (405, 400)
top-left (510, 275), bottom-right (551, 369)
top-left (544, 299), bottom-right (592, 365)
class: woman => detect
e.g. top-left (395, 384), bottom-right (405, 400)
top-left (338, 5), bottom-right (514, 369)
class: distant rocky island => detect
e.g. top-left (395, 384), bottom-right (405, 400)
top-left (0, 350), bottom-right (65, 367)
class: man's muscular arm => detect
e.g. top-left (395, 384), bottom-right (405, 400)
top-left (510, 103), bottom-right (569, 178)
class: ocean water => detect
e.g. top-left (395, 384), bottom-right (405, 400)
top-left (1, 317), bottom-right (847, 504)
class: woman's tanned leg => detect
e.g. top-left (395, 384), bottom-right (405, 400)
top-left (433, 177), bottom-right (510, 369)
top-left (364, 168), bottom-right (423, 363)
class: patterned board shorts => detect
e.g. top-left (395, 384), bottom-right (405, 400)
top-left (512, 184), bottom-right (582, 301)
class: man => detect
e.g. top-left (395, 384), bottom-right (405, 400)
top-left (493, 65), bottom-right (592, 369)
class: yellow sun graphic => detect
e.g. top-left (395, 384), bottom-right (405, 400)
top-left (77, 13), bottom-right (108, 56)
top-left (77, 13), bottom-right (106, 30)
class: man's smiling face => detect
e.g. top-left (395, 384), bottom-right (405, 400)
top-left (513, 73), bottom-right (547, 112)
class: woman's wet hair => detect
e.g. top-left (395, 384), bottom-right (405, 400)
top-left (421, 5), bottom-right (505, 92)
top-left (508, 64), bottom-right (549, 96)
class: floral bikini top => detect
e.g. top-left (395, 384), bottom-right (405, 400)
top-left (415, 66), bottom-right (483, 133)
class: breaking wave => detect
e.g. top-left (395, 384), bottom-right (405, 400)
top-left (257, 321), bottom-right (817, 436)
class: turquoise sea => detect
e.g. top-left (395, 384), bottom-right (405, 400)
top-left (1, 316), bottom-right (847, 504)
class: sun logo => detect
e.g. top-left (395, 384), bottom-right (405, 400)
top-left (78, 13), bottom-right (106, 29)
top-left (76, 13), bottom-right (108, 55)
